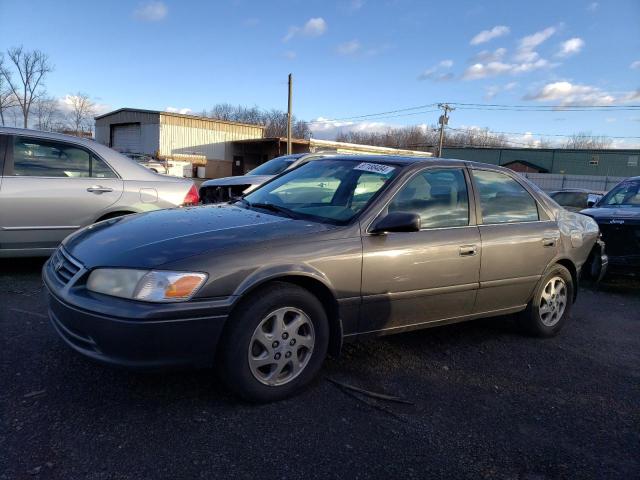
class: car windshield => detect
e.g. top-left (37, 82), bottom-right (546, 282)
top-left (248, 156), bottom-right (298, 175)
top-left (598, 180), bottom-right (640, 207)
top-left (242, 159), bottom-right (399, 224)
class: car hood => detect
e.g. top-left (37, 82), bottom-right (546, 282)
top-left (580, 206), bottom-right (640, 221)
top-left (200, 175), bottom-right (274, 188)
top-left (63, 205), bottom-right (336, 269)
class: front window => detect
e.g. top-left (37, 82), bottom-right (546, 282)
top-left (248, 156), bottom-right (298, 175)
top-left (599, 180), bottom-right (640, 207)
top-left (243, 159), bottom-right (399, 223)
top-left (12, 137), bottom-right (116, 178)
top-left (387, 168), bottom-right (469, 228)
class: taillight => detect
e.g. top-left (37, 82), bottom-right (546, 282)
top-left (182, 184), bottom-right (200, 206)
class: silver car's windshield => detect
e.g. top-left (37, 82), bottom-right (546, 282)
top-left (248, 156), bottom-right (298, 175)
top-left (242, 159), bottom-right (399, 224)
top-left (599, 180), bottom-right (640, 207)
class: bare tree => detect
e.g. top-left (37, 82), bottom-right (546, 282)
top-left (0, 57), bottom-right (19, 126)
top-left (67, 92), bottom-right (95, 136)
top-left (0, 46), bottom-right (53, 128)
top-left (33, 95), bottom-right (60, 131)
top-left (562, 132), bottom-right (613, 149)
top-left (204, 103), bottom-right (311, 139)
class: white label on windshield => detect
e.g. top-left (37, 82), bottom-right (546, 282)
top-left (354, 162), bottom-right (395, 175)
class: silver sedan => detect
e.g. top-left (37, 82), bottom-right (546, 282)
top-left (0, 127), bottom-right (198, 257)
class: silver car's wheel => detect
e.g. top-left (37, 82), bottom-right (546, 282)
top-left (248, 307), bottom-right (315, 386)
top-left (538, 276), bottom-right (567, 327)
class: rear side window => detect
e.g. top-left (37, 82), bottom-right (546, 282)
top-left (388, 168), bottom-right (469, 228)
top-left (473, 170), bottom-right (539, 224)
top-left (12, 137), bottom-right (116, 178)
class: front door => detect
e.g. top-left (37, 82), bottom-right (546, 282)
top-left (470, 168), bottom-right (560, 313)
top-left (360, 167), bottom-right (481, 334)
top-left (0, 135), bottom-right (123, 253)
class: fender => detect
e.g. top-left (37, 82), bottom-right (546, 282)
top-left (232, 263), bottom-right (337, 299)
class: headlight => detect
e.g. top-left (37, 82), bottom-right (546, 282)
top-left (86, 269), bottom-right (207, 302)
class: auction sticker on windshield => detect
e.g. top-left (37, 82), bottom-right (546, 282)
top-left (354, 162), bottom-right (396, 175)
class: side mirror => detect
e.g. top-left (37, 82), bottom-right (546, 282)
top-left (370, 212), bottom-right (421, 234)
top-left (586, 200), bottom-right (595, 208)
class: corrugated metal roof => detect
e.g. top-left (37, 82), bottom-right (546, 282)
top-left (95, 107), bottom-right (266, 130)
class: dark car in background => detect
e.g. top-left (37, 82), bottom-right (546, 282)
top-left (44, 156), bottom-right (603, 402)
top-left (199, 152), bottom-right (333, 203)
top-left (581, 176), bottom-right (640, 271)
top-left (549, 188), bottom-right (604, 212)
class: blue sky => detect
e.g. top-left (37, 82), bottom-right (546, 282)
top-left (1, 0), bottom-right (639, 146)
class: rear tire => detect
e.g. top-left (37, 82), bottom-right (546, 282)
top-left (520, 264), bottom-right (574, 337)
top-left (217, 282), bottom-right (329, 402)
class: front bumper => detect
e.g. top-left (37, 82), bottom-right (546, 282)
top-left (43, 254), bottom-right (233, 369)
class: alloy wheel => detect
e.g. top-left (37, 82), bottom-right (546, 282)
top-left (248, 307), bottom-right (315, 386)
top-left (539, 276), bottom-right (568, 327)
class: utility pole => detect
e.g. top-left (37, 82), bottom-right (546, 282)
top-left (287, 73), bottom-right (293, 155)
top-left (437, 103), bottom-right (454, 157)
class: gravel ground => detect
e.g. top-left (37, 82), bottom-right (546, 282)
top-left (1, 259), bottom-right (638, 480)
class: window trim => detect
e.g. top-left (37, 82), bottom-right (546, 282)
top-left (8, 135), bottom-right (120, 179)
top-left (366, 166), bottom-right (476, 234)
top-left (469, 167), bottom-right (549, 226)
top-left (0, 134), bottom-right (7, 176)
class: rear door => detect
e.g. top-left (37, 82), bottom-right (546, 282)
top-left (470, 168), bottom-right (559, 313)
top-left (0, 135), bottom-right (123, 252)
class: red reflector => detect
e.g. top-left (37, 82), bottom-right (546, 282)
top-left (182, 184), bottom-right (200, 205)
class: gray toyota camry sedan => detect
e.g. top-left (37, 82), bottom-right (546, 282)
top-left (43, 156), bottom-right (604, 402)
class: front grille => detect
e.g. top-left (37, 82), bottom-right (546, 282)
top-left (598, 223), bottom-right (640, 257)
top-left (49, 248), bottom-right (82, 285)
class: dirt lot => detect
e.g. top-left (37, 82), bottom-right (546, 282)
top-left (1, 259), bottom-right (638, 480)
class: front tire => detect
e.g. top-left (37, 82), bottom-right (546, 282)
top-left (218, 282), bottom-right (329, 402)
top-left (520, 264), bottom-right (574, 337)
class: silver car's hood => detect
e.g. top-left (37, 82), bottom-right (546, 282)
top-left (200, 175), bottom-right (274, 188)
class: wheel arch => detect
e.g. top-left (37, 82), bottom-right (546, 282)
top-left (552, 258), bottom-right (579, 302)
top-left (231, 273), bottom-right (343, 356)
top-left (94, 210), bottom-right (137, 223)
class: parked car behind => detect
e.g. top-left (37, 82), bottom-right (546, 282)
top-left (199, 152), bottom-right (333, 203)
top-left (581, 176), bottom-right (640, 271)
top-left (124, 153), bottom-right (169, 174)
top-left (548, 188), bottom-right (604, 212)
top-left (0, 127), bottom-right (199, 257)
top-left (44, 156), bottom-right (603, 402)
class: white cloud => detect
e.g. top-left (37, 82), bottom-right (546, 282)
top-left (631, 60), bottom-right (640, 70)
top-left (165, 107), bottom-right (192, 115)
top-left (283, 17), bottom-right (327, 42)
top-left (283, 50), bottom-right (297, 60)
top-left (515, 26), bottom-right (556, 62)
top-left (484, 81), bottom-right (518, 100)
top-left (349, 0), bottom-right (365, 11)
top-left (58, 95), bottom-right (110, 116)
top-left (524, 81), bottom-right (615, 105)
top-left (472, 47), bottom-right (507, 63)
top-left (619, 89), bottom-right (640, 103)
top-left (470, 25), bottom-right (510, 45)
top-left (309, 117), bottom-right (395, 139)
top-left (462, 59), bottom-right (551, 80)
top-left (337, 40), bottom-right (361, 55)
top-left (418, 59), bottom-right (454, 81)
top-left (587, 2), bottom-right (598, 12)
top-left (557, 37), bottom-right (585, 57)
top-left (133, 1), bottom-right (168, 22)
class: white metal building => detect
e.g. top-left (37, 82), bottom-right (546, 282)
top-left (95, 108), bottom-right (265, 178)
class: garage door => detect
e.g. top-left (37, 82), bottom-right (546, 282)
top-left (112, 124), bottom-right (141, 153)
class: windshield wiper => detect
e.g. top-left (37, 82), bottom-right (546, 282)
top-left (248, 202), bottom-right (299, 219)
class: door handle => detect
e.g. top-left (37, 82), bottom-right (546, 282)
top-left (87, 185), bottom-right (113, 194)
top-left (459, 245), bottom-right (478, 256)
